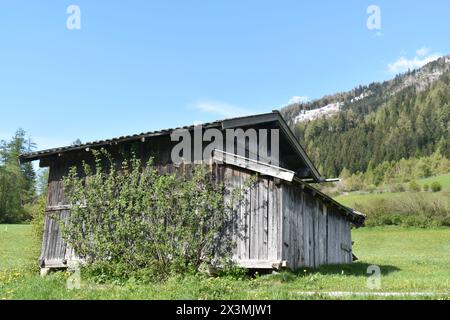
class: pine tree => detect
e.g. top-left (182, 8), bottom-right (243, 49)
top-left (0, 129), bottom-right (37, 223)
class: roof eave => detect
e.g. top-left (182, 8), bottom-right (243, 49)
top-left (293, 177), bottom-right (366, 227)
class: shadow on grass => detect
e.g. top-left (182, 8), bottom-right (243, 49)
top-left (266, 262), bottom-right (401, 282)
top-left (311, 262), bottom-right (400, 277)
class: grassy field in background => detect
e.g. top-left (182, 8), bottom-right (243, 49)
top-left (335, 173), bottom-right (450, 208)
top-left (0, 225), bottom-right (39, 272)
top-left (416, 173), bottom-right (450, 190)
top-left (1, 224), bottom-right (449, 300)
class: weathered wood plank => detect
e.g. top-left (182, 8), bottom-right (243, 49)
top-left (213, 150), bottom-right (295, 182)
top-left (296, 188), bottom-right (302, 270)
top-left (260, 178), bottom-right (269, 260)
top-left (281, 184), bottom-right (289, 268)
top-left (308, 195), bottom-right (314, 267)
top-left (299, 187), bottom-right (305, 267)
top-left (303, 191), bottom-right (309, 267)
top-left (275, 183), bottom-right (282, 261)
top-left (327, 210), bottom-right (334, 264)
top-left (268, 179), bottom-right (277, 260)
top-left (243, 171), bottom-right (251, 260)
top-left (249, 177), bottom-right (258, 260)
top-left (313, 199), bottom-right (319, 268)
top-left (287, 187), bottom-right (294, 270)
top-left (317, 201), bottom-right (323, 266)
top-left (237, 260), bottom-right (287, 269)
top-left (236, 169), bottom-right (245, 261)
top-left (347, 222), bottom-right (353, 263)
top-left (324, 204), bottom-right (329, 265)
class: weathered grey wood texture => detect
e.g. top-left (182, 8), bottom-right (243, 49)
top-left (220, 165), bottom-right (353, 269)
top-left (220, 165), bottom-right (283, 264)
top-left (280, 182), bottom-right (353, 268)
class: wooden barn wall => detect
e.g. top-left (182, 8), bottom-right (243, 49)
top-left (219, 165), bottom-right (283, 263)
top-left (281, 182), bottom-right (353, 269)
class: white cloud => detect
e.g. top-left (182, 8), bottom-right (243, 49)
top-left (416, 47), bottom-right (430, 57)
top-left (193, 100), bottom-right (251, 118)
top-left (288, 96), bottom-right (309, 105)
top-left (388, 49), bottom-right (442, 74)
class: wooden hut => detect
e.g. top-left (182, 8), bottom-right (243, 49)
top-left (20, 111), bottom-right (365, 272)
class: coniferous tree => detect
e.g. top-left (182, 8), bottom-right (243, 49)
top-left (0, 129), bottom-right (37, 223)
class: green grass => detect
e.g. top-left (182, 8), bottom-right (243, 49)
top-left (335, 173), bottom-right (450, 208)
top-left (1, 224), bottom-right (450, 300)
top-left (335, 191), bottom-right (404, 207)
top-left (0, 225), bottom-right (39, 272)
top-left (416, 173), bottom-right (450, 190)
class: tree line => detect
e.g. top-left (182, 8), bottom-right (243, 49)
top-left (338, 152), bottom-right (450, 192)
top-left (0, 130), bottom-right (47, 223)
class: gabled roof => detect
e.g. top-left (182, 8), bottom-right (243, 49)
top-left (19, 111), bottom-right (323, 182)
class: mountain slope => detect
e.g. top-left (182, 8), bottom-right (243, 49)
top-left (281, 56), bottom-right (450, 177)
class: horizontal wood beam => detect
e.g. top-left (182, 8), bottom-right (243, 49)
top-left (237, 260), bottom-right (288, 270)
top-left (46, 205), bottom-right (72, 212)
top-left (213, 149), bottom-right (295, 182)
top-left (42, 259), bottom-right (67, 268)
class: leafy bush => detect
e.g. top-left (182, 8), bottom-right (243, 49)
top-left (354, 192), bottom-right (450, 228)
top-left (26, 196), bottom-right (46, 241)
top-left (341, 172), bottom-right (366, 192)
top-left (423, 184), bottom-right (430, 192)
top-left (60, 149), bottom-right (252, 280)
top-left (390, 184), bottom-right (405, 193)
top-left (336, 153), bottom-right (450, 191)
top-left (408, 181), bottom-right (421, 192)
top-left (431, 182), bottom-right (442, 193)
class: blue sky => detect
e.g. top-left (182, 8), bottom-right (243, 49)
top-left (1, 0), bottom-right (449, 152)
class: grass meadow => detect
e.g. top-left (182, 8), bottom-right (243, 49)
top-left (1, 224), bottom-right (449, 300)
top-left (335, 173), bottom-right (450, 208)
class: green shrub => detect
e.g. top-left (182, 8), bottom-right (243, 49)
top-left (423, 184), bottom-right (430, 192)
top-left (354, 193), bottom-right (450, 228)
top-left (408, 181), bottom-right (421, 192)
top-left (430, 182), bottom-right (442, 193)
top-left (366, 184), bottom-right (377, 193)
top-left (390, 184), bottom-right (405, 193)
top-left (28, 196), bottom-right (46, 242)
top-left (60, 149), bottom-right (253, 280)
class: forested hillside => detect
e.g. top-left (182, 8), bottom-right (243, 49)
top-left (282, 56), bottom-right (450, 178)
